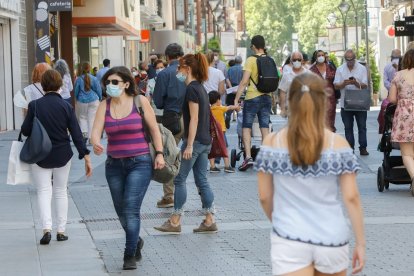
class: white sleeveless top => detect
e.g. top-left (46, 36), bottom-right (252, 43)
top-left (254, 133), bottom-right (360, 247)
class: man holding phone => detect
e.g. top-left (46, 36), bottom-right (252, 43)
top-left (334, 49), bottom-right (369, 155)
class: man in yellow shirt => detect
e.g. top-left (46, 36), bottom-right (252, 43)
top-left (234, 35), bottom-right (272, 171)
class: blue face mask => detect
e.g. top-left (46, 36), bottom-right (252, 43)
top-left (106, 84), bottom-right (122, 97)
top-left (176, 72), bottom-right (187, 82)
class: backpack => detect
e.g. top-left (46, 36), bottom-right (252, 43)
top-left (250, 55), bottom-right (279, 93)
top-left (134, 95), bottom-right (181, 183)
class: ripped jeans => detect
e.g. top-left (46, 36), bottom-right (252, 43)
top-left (173, 140), bottom-right (215, 215)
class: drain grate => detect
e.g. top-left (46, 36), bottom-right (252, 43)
top-left (80, 210), bottom-right (206, 223)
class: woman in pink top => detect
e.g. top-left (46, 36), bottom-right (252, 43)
top-left (91, 66), bottom-right (165, 270)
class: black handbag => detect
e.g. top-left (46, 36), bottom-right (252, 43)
top-left (161, 111), bottom-right (182, 135)
top-left (20, 101), bottom-right (52, 164)
top-left (344, 89), bottom-right (371, 111)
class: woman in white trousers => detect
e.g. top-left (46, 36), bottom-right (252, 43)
top-left (21, 69), bottom-right (92, 245)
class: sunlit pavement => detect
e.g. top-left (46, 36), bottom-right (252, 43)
top-left (1, 105), bottom-right (414, 275)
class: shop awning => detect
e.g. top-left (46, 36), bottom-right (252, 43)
top-left (72, 16), bottom-right (140, 37)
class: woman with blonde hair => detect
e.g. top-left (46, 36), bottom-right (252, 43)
top-left (74, 62), bottom-right (102, 143)
top-left (203, 51), bottom-right (226, 95)
top-left (254, 72), bottom-right (365, 276)
top-left (23, 63), bottom-right (51, 103)
top-left (154, 53), bottom-right (217, 234)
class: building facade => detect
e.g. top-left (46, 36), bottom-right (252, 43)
top-left (0, 0), bottom-right (27, 130)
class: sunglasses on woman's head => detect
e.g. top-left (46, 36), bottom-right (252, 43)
top-left (104, 80), bottom-right (124, 85)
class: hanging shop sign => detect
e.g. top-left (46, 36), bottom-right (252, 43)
top-left (395, 16), bottom-right (414, 37)
top-left (48, 0), bottom-right (72, 12)
top-left (0, 0), bottom-right (21, 13)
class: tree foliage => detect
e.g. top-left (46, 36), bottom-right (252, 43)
top-left (244, 0), bottom-right (300, 58)
top-left (245, 0), bottom-right (366, 55)
top-left (354, 41), bottom-right (381, 93)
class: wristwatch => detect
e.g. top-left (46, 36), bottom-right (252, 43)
top-left (155, 151), bottom-right (164, 156)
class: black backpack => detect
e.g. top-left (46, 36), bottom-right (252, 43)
top-left (250, 55), bottom-right (279, 93)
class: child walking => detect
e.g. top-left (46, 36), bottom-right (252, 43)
top-left (209, 91), bottom-right (240, 173)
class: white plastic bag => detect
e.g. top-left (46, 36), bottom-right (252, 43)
top-left (7, 140), bottom-right (32, 185)
top-left (13, 90), bottom-right (28, 109)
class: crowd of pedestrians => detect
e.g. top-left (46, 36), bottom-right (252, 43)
top-left (26, 32), bottom-right (414, 274)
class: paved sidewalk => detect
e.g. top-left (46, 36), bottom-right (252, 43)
top-left (2, 109), bottom-right (414, 275)
top-left (0, 131), bottom-right (107, 276)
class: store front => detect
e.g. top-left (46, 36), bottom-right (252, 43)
top-left (0, 1), bottom-right (23, 131)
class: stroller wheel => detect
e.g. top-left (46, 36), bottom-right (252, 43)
top-left (377, 166), bottom-right (385, 192)
top-left (230, 149), bottom-right (237, 168)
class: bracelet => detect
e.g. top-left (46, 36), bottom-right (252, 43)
top-left (155, 151), bottom-right (164, 156)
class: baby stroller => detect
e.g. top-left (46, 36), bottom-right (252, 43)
top-left (230, 110), bottom-right (272, 168)
top-left (377, 103), bottom-right (412, 195)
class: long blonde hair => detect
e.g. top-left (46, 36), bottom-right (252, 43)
top-left (287, 72), bottom-right (327, 166)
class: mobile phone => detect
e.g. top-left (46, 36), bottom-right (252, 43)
top-left (349, 77), bottom-right (355, 80)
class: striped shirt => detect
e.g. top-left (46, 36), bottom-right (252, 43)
top-left (104, 98), bottom-right (150, 158)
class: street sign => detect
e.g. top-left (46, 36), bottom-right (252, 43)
top-left (395, 16), bottom-right (414, 37)
top-left (48, 0), bottom-right (72, 12)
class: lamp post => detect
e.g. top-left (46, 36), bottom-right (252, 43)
top-left (212, 4), bottom-right (223, 38)
top-left (338, 0), bottom-right (350, 50)
top-left (348, 0), bottom-right (358, 53)
top-left (364, 0), bottom-right (369, 73)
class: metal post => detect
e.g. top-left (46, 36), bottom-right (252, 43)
top-left (364, 0), bottom-right (369, 69)
top-left (189, 0), bottom-right (195, 38)
top-left (203, 0), bottom-right (208, 52)
top-left (349, 0), bottom-right (358, 53)
top-left (343, 18), bottom-right (348, 50)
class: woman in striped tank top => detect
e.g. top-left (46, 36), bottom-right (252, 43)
top-left (90, 66), bottom-right (165, 270)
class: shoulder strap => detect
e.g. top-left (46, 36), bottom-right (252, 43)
top-left (33, 84), bottom-right (44, 96)
top-left (250, 55), bottom-right (261, 86)
top-left (133, 95), bottom-right (151, 143)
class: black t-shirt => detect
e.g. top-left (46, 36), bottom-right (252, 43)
top-left (182, 81), bottom-right (211, 145)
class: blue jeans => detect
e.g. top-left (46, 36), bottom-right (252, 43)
top-left (173, 141), bottom-right (214, 215)
top-left (105, 154), bottom-right (152, 256)
top-left (242, 95), bottom-right (272, 128)
top-left (340, 108), bottom-right (367, 150)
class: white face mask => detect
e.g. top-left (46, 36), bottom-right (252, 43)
top-left (132, 71), bottom-right (138, 77)
top-left (392, 58), bottom-right (399, 65)
top-left (317, 56), bottom-right (325, 63)
top-left (214, 56), bottom-right (219, 62)
top-left (292, 61), bottom-right (302, 69)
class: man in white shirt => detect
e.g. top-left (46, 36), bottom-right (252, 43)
top-left (278, 51), bottom-right (307, 117)
top-left (203, 66), bottom-right (226, 94)
top-left (334, 49), bottom-right (369, 155)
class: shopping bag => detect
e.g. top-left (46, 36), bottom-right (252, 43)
top-left (344, 89), bottom-right (371, 111)
top-left (208, 112), bottom-right (228, 159)
top-left (7, 137), bottom-right (32, 185)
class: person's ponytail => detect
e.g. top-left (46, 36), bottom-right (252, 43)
top-left (81, 62), bottom-right (91, 91)
top-left (287, 73), bottom-right (326, 166)
top-left (194, 53), bottom-right (209, 82)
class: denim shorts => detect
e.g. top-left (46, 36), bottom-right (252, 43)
top-left (242, 95), bottom-right (272, 128)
